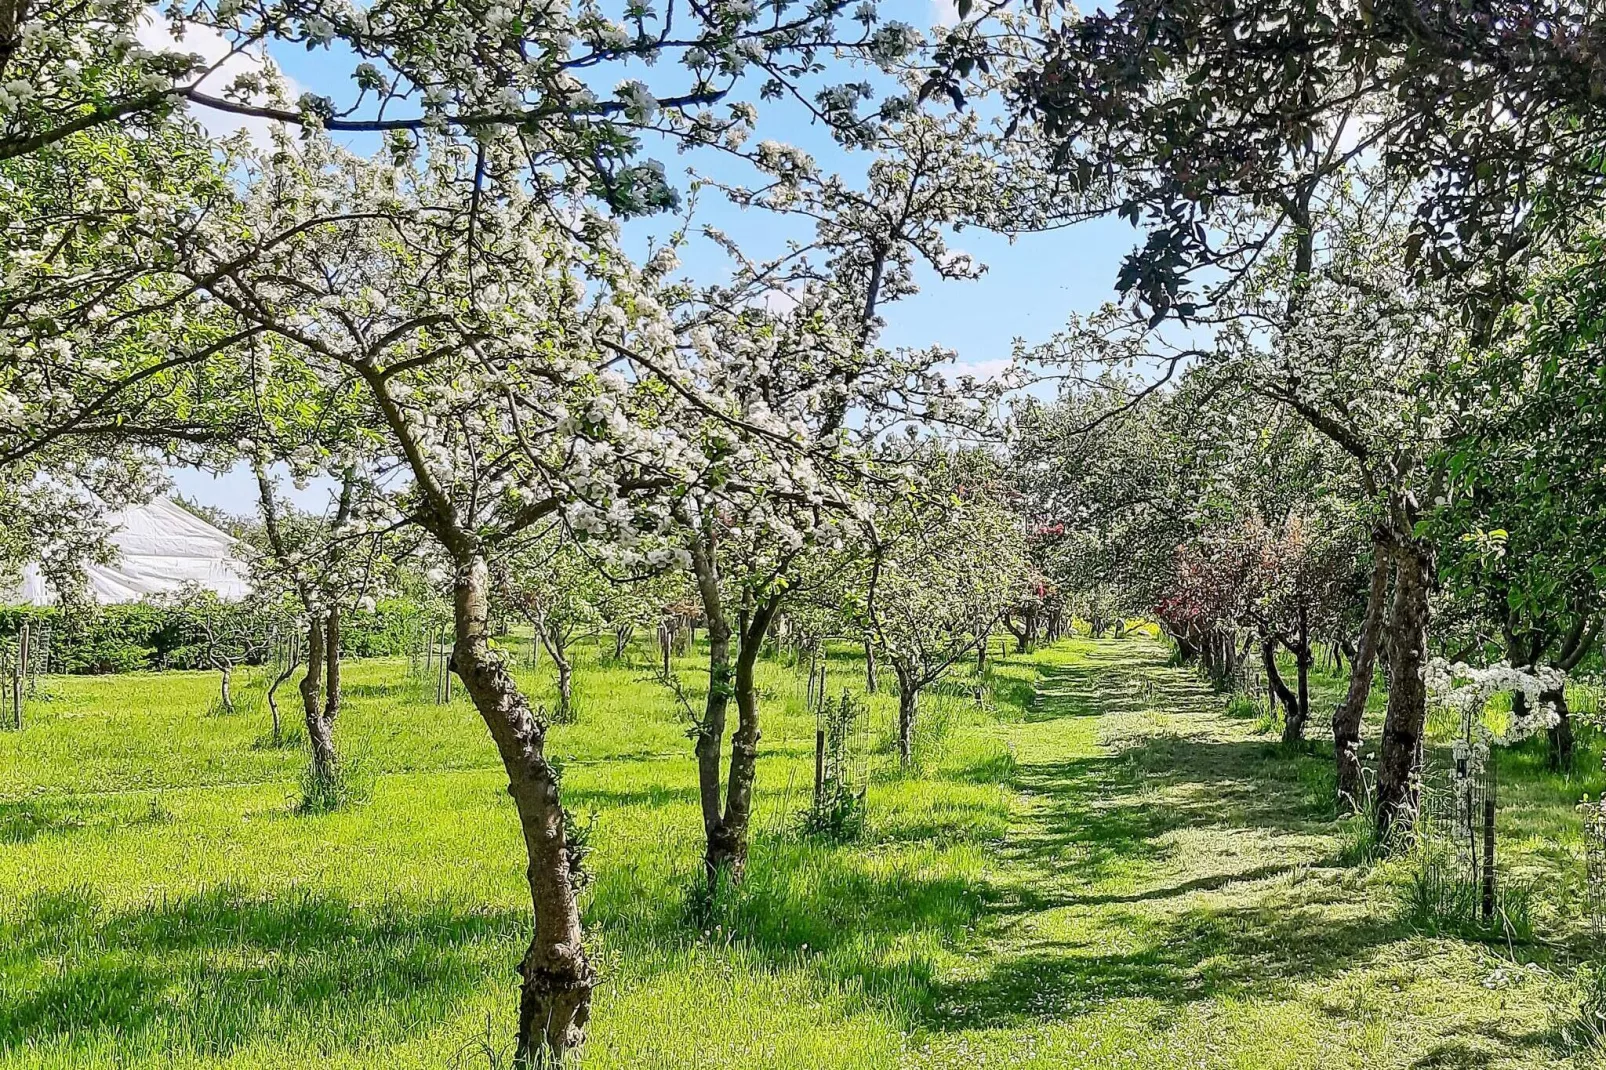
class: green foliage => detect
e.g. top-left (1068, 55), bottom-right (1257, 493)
top-left (0, 599), bottom-right (422, 674)
top-left (1392, 833), bottom-right (1537, 944)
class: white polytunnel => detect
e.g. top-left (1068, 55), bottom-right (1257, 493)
top-left (10, 496), bottom-right (250, 606)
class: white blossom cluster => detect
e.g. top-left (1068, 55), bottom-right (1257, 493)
top-left (1429, 658), bottom-right (1567, 781)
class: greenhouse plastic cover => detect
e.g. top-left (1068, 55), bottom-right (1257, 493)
top-left (11, 496), bottom-right (250, 605)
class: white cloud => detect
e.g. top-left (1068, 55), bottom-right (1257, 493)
top-left (756, 286), bottom-right (800, 314)
top-left (936, 357), bottom-right (1012, 383)
top-left (137, 14), bottom-right (301, 145)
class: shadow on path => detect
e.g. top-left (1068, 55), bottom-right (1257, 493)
top-left (927, 641), bottom-right (1410, 1031)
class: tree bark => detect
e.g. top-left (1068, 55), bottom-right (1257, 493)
top-left (1262, 635), bottom-right (1298, 732)
top-left (1286, 604), bottom-right (1312, 745)
top-left (322, 607), bottom-right (341, 724)
top-left (690, 541), bottom-right (734, 883)
top-left (864, 636), bottom-right (879, 693)
top-left (1375, 541), bottom-right (1434, 842)
top-left (300, 616), bottom-right (336, 784)
top-left (265, 639), bottom-right (298, 745)
top-left (1543, 686), bottom-right (1573, 772)
top-left (709, 596), bottom-right (778, 880)
top-left (1334, 543), bottom-right (1390, 812)
top-left (1002, 612), bottom-right (1028, 652)
top-left (895, 663), bottom-right (918, 766)
top-left (452, 554), bottom-right (593, 1063)
top-left (555, 654), bottom-right (573, 723)
top-left (537, 624), bottom-right (574, 724)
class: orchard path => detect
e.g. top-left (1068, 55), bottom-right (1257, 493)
top-left (913, 638), bottom-right (1568, 1069)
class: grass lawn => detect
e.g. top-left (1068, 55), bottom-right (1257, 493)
top-left (1, 636), bottom-right (1602, 1068)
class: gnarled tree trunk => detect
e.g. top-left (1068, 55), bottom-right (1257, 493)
top-left (452, 554), bottom-right (593, 1063)
top-left (300, 616), bottom-right (336, 784)
top-left (1375, 541), bottom-right (1434, 842)
top-left (1334, 543), bottom-right (1390, 812)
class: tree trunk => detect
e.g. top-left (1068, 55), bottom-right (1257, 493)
top-left (1170, 626), bottom-right (1200, 665)
top-left (1262, 636), bottom-right (1298, 728)
top-left (613, 625), bottom-right (631, 660)
top-left (896, 664), bottom-right (918, 766)
top-left (1002, 612), bottom-right (1028, 652)
top-left (976, 628), bottom-right (989, 673)
top-left (1290, 643), bottom-right (1310, 744)
top-left (266, 642), bottom-right (297, 744)
top-left (1335, 544), bottom-right (1390, 812)
top-left (1286, 604), bottom-right (1311, 745)
top-left (711, 599), bottom-right (776, 880)
top-left (301, 616), bottom-right (336, 784)
top-left (864, 636), bottom-right (878, 693)
top-left (1375, 541), bottom-right (1434, 842)
top-left (452, 554), bottom-right (593, 1063)
top-left (218, 662), bottom-right (234, 714)
top-left (322, 607), bottom-right (341, 724)
top-left (555, 652), bottom-right (573, 724)
top-left (1544, 686), bottom-right (1573, 772)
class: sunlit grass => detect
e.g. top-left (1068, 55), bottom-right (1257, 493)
top-left (0, 635), bottom-right (1597, 1068)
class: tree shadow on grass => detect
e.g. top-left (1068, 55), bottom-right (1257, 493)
top-left (0, 797), bottom-right (89, 845)
top-left (926, 900), bottom-right (1407, 1029)
top-left (0, 795), bottom-right (179, 845)
top-left (0, 884), bottom-right (524, 1059)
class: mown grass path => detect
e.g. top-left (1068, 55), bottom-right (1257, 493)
top-left (910, 640), bottom-right (1573, 1070)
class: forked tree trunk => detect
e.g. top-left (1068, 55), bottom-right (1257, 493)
top-left (1335, 545), bottom-right (1390, 812)
top-left (452, 555), bottom-right (593, 1063)
top-left (1262, 635), bottom-right (1298, 727)
top-left (301, 616), bottom-right (336, 784)
top-left (1375, 541), bottom-right (1434, 842)
top-left (1170, 627), bottom-right (1200, 665)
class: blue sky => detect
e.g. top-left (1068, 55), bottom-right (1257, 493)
top-left (170, 4), bottom-right (1140, 513)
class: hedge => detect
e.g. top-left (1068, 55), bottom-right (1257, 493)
top-left (0, 599), bottom-right (429, 675)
